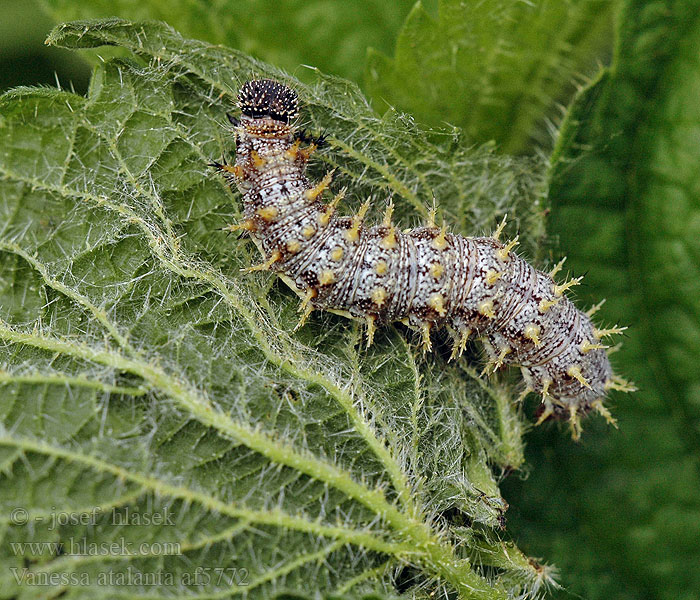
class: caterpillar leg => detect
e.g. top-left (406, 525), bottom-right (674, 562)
top-left (492, 346), bottom-right (511, 373)
top-left (586, 298), bottom-right (606, 317)
top-left (604, 374), bottom-right (636, 393)
top-left (209, 159), bottom-right (243, 179)
top-left (289, 130), bottom-right (328, 164)
top-left (568, 408), bottom-right (583, 441)
top-left (241, 250), bottom-right (281, 273)
top-left (420, 322), bottom-right (432, 353)
top-left (492, 214), bottom-right (508, 240)
top-left (305, 170), bottom-right (335, 201)
top-left (449, 327), bottom-right (472, 361)
top-left (595, 325), bottom-right (628, 339)
top-left (295, 128), bottom-right (329, 148)
top-left (223, 219), bottom-right (256, 235)
top-left (294, 289), bottom-right (316, 331)
top-left (548, 256), bottom-right (567, 278)
top-left (481, 338), bottom-right (511, 376)
top-left (535, 380), bottom-right (555, 425)
top-left (592, 400), bottom-right (618, 427)
top-left (365, 315), bottom-right (377, 348)
top-left (566, 365), bottom-right (591, 389)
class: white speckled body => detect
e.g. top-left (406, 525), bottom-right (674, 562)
top-left (218, 79), bottom-right (619, 431)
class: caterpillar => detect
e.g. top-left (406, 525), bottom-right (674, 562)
top-left (212, 78), bottom-right (633, 438)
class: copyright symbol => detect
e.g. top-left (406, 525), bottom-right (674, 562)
top-left (10, 508), bottom-right (28, 525)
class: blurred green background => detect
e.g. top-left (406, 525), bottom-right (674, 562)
top-left (0, 0), bottom-right (89, 92)
top-left (0, 0), bottom-right (430, 95)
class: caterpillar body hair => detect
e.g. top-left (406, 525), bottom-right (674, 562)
top-left (213, 78), bottom-right (632, 438)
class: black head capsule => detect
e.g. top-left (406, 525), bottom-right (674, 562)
top-left (237, 79), bottom-right (299, 123)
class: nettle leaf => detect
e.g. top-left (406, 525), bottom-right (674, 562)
top-left (39, 0), bottom-right (422, 84)
top-left (365, 0), bottom-right (614, 154)
top-left (504, 1), bottom-right (700, 598)
top-left (0, 19), bottom-right (550, 599)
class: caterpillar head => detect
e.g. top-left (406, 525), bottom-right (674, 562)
top-left (238, 79), bottom-right (299, 123)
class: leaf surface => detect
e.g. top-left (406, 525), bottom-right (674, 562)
top-left (0, 19), bottom-right (550, 599)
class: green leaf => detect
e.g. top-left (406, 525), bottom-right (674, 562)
top-left (504, 2), bottom-right (700, 598)
top-left (39, 0), bottom-right (424, 84)
top-left (0, 19), bottom-right (550, 599)
top-left (365, 0), bottom-right (614, 154)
